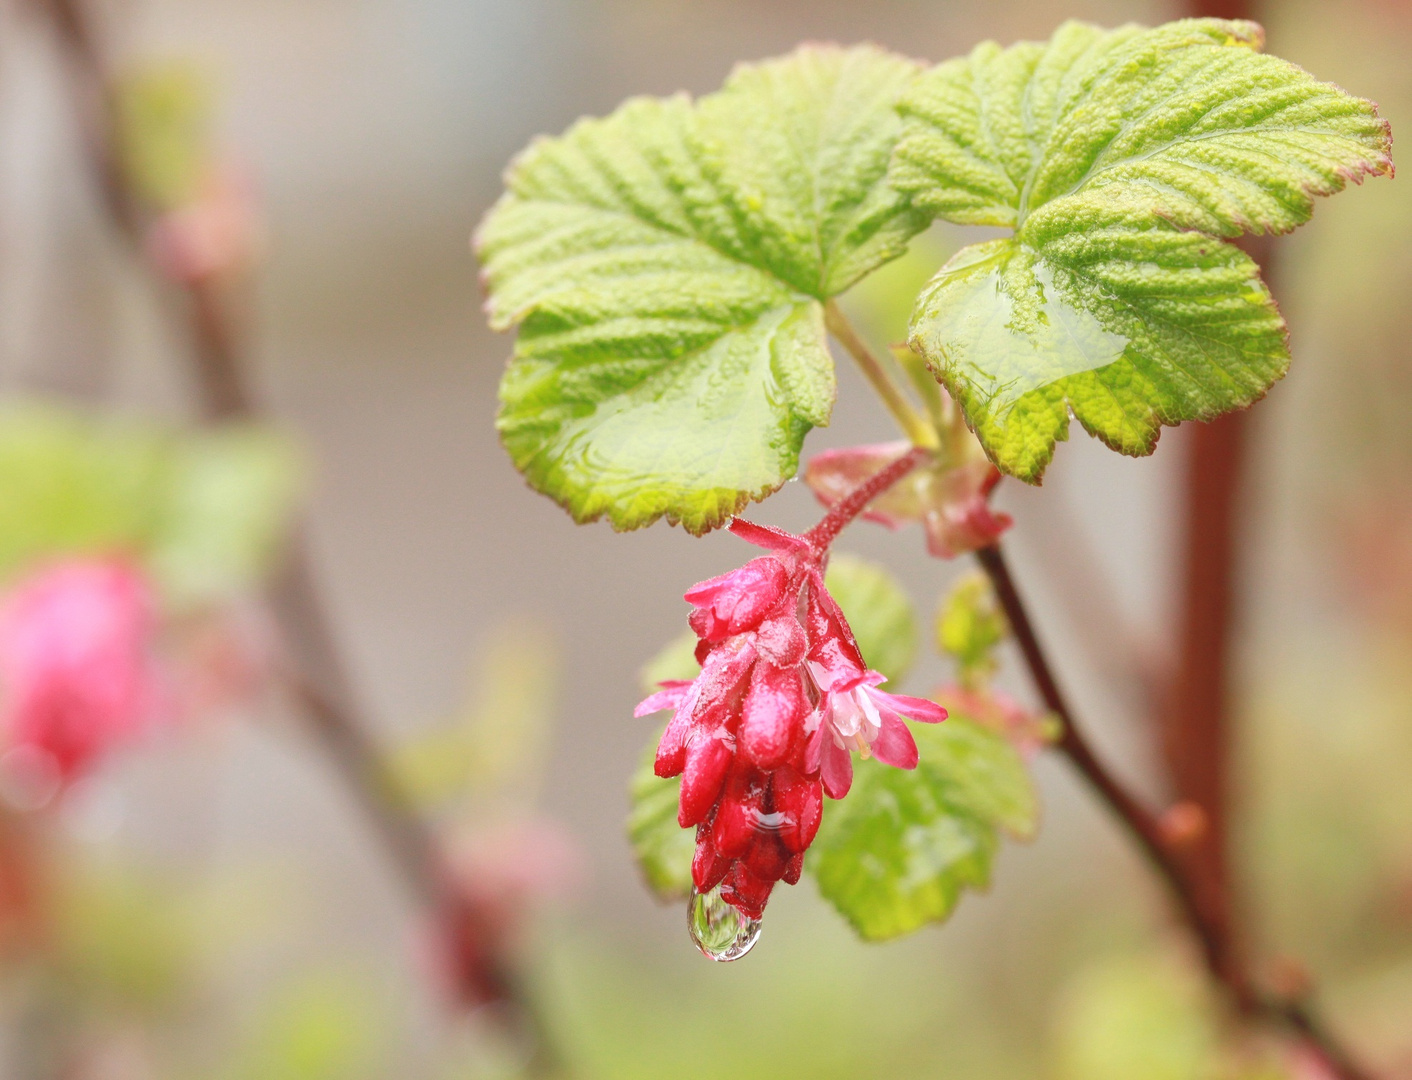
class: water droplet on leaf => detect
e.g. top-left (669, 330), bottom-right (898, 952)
top-left (687, 886), bottom-right (762, 962)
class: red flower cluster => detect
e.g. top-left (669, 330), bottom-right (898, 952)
top-left (637, 520), bottom-right (945, 918)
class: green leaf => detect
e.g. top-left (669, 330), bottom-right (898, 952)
top-left (0, 405), bottom-right (299, 603)
top-left (891, 19), bottom-right (1392, 481)
top-left (150, 426), bottom-right (301, 605)
top-left (478, 45), bottom-right (929, 534)
top-left (810, 718), bottom-right (1037, 940)
top-left (628, 727), bottom-right (696, 900)
top-left (824, 553), bottom-right (917, 685)
top-left (937, 570), bottom-right (1008, 688)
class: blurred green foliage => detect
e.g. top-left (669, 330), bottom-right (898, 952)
top-left (116, 60), bottom-right (216, 211)
top-left (391, 621), bottom-right (557, 812)
top-left (811, 718), bottom-right (1037, 941)
top-left (0, 404), bottom-right (300, 606)
top-left (937, 571), bottom-right (1008, 690)
top-left (823, 553), bottom-right (917, 685)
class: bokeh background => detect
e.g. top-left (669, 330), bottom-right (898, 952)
top-left (0, 0), bottom-right (1409, 1076)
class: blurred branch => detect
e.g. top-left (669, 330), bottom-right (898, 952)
top-left (976, 544), bottom-right (1376, 1080)
top-left (33, 0), bottom-right (559, 1071)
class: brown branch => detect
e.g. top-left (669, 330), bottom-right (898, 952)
top-left (33, 0), bottom-right (559, 1070)
top-left (976, 544), bottom-right (1375, 1080)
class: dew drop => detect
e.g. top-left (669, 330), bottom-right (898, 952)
top-left (687, 886), bottom-right (762, 962)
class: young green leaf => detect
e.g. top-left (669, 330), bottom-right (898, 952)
top-left (810, 718), bottom-right (1037, 940)
top-left (478, 45), bottom-right (929, 534)
top-left (891, 19), bottom-right (1392, 481)
top-left (823, 553), bottom-right (918, 685)
top-left (0, 406), bottom-right (299, 602)
top-left (937, 570), bottom-right (1008, 689)
top-left (628, 634), bottom-right (699, 899)
top-left (628, 731), bottom-right (696, 900)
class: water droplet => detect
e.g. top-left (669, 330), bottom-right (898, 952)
top-left (688, 886), bottom-right (762, 962)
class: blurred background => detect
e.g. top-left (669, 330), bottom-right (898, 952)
top-left (0, 0), bottom-right (1408, 1076)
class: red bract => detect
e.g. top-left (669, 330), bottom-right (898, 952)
top-left (636, 519), bottom-right (945, 918)
top-left (805, 441), bottom-right (1013, 558)
top-left (0, 559), bottom-right (163, 782)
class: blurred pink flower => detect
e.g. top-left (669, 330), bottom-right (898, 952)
top-left (425, 819), bottom-right (584, 1007)
top-left (0, 559), bottom-right (164, 782)
top-left (147, 163), bottom-right (263, 285)
top-left (805, 441), bottom-right (1012, 558)
top-left (932, 683), bottom-right (1055, 757)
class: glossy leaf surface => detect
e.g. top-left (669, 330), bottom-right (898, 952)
top-left (892, 19), bottom-right (1392, 480)
top-left (810, 717), bottom-right (1037, 940)
top-left (479, 46), bottom-right (928, 532)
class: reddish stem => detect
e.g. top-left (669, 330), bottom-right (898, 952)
top-left (805, 446), bottom-right (930, 551)
top-left (976, 544), bottom-right (1375, 1080)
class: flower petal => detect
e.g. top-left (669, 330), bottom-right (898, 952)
top-left (684, 556), bottom-right (789, 638)
top-left (727, 518), bottom-right (812, 555)
top-left (692, 833), bottom-right (730, 892)
top-left (772, 766), bottom-right (822, 854)
top-left (739, 663), bottom-right (809, 770)
top-left (752, 615), bottom-right (807, 668)
top-left (804, 570), bottom-right (865, 690)
top-left (870, 689), bottom-right (947, 725)
top-left (634, 680), bottom-right (693, 718)
top-left (653, 707), bottom-right (691, 777)
top-left (679, 733), bottom-right (733, 827)
top-left (819, 735), bottom-right (854, 800)
top-left (870, 710), bottom-right (919, 769)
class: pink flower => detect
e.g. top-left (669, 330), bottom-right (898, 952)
top-left (805, 441), bottom-right (1012, 558)
top-left (0, 559), bottom-right (163, 782)
top-left (636, 519), bottom-right (946, 918)
top-left (808, 668), bottom-right (947, 799)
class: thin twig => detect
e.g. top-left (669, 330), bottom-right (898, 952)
top-left (34, 0), bottom-right (560, 1070)
top-left (805, 445), bottom-right (930, 551)
top-left (975, 544), bottom-right (1375, 1080)
top-left (824, 300), bottom-right (938, 449)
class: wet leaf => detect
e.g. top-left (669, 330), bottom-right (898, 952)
top-left (810, 718), bottom-right (1037, 940)
top-left (478, 45), bottom-right (929, 533)
top-left (892, 19), bottom-right (1392, 481)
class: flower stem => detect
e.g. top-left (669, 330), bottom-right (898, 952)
top-left (805, 445), bottom-right (930, 552)
top-left (824, 301), bottom-right (939, 450)
top-left (975, 543), bottom-right (1375, 1080)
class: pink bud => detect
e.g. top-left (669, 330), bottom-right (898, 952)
top-left (684, 556), bottom-right (789, 640)
top-left (710, 768), bottom-right (765, 859)
top-left (772, 766), bottom-right (822, 854)
top-left (691, 832), bottom-right (730, 892)
top-left (738, 663), bottom-right (808, 769)
top-left (678, 733), bottom-right (733, 828)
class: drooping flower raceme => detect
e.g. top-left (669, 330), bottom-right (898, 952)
top-left (0, 559), bottom-right (164, 782)
top-left (636, 519), bottom-right (945, 918)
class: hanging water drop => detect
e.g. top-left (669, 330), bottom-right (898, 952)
top-left (687, 886), bottom-right (762, 962)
